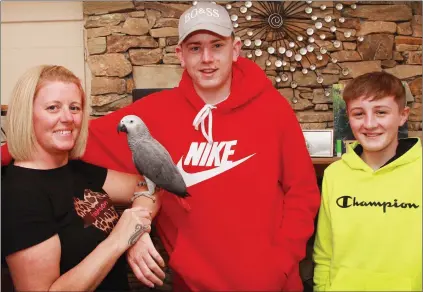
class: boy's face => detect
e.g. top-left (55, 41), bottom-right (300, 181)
top-left (347, 95), bottom-right (409, 153)
top-left (176, 30), bottom-right (241, 93)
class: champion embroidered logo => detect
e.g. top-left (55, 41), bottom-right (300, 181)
top-left (176, 140), bottom-right (255, 187)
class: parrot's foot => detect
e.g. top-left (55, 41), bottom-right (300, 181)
top-left (132, 191), bottom-right (156, 203)
top-left (137, 181), bottom-right (147, 187)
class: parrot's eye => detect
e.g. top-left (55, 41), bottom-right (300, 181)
top-left (130, 120), bottom-right (133, 123)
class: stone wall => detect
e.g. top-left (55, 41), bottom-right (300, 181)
top-left (84, 1), bottom-right (422, 137)
top-left (84, 1), bottom-right (188, 117)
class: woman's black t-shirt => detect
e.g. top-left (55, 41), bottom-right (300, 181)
top-left (2, 160), bottom-right (129, 291)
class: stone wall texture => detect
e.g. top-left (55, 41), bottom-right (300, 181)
top-left (84, 1), bottom-right (422, 138)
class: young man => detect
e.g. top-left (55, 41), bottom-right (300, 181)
top-left (2, 2), bottom-right (320, 290)
top-left (313, 71), bottom-right (422, 291)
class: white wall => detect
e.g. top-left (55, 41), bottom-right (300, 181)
top-left (1, 1), bottom-right (86, 105)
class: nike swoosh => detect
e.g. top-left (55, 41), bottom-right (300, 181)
top-left (177, 154), bottom-right (255, 187)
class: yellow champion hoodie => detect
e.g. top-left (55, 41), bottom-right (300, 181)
top-left (313, 138), bottom-right (422, 291)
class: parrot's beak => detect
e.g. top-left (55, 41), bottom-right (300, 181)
top-left (117, 123), bottom-right (127, 134)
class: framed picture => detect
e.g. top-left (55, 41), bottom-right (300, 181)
top-left (303, 129), bottom-right (334, 157)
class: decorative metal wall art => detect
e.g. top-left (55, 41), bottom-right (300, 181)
top-left (192, 1), bottom-right (363, 101)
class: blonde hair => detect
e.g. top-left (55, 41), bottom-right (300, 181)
top-left (6, 65), bottom-right (88, 161)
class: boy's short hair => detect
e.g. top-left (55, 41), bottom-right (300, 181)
top-left (181, 31), bottom-right (236, 46)
top-left (343, 71), bottom-right (406, 109)
top-left (6, 65), bottom-right (88, 161)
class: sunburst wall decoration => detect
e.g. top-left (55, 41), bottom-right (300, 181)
top-left (193, 1), bottom-right (364, 103)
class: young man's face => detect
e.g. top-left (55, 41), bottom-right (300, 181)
top-left (176, 30), bottom-right (241, 93)
top-left (347, 95), bottom-right (409, 153)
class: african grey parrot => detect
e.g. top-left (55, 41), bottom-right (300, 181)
top-left (117, 115), bottom-right (189, 198)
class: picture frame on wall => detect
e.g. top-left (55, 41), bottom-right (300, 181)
top-left (303, 129), bottom-right (334, 157)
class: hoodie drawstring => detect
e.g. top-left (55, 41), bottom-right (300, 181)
top-left (193, 104), bottom-right (216, 144)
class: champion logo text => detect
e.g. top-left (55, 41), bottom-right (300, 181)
top-left (336, 196), bottom-right (420, 213)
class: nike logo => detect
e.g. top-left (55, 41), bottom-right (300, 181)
top-left (177, 154), bottom-right (255, 187)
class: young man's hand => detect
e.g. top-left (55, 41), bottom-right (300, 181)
top-left (126, 232), bottom-right (166, 288)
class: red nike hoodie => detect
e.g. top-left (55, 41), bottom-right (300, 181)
top-left (1, 57), bottom-right (320, 291)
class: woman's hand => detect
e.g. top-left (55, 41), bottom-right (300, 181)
top-left (108, 207), bottom-right (152, 253)
top-left (127, 232), bottom-right (166, 288)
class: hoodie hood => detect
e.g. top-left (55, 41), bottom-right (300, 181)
top-left (342, 138), bottom-right (421, 172)
top-left (177, 57), bottom-right (273, 144)
top-left (178, 57), bottom-right (273, 113)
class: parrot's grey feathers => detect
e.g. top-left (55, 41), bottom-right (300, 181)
top-left (132, 138), bottom-right (188, 197)
top-left (118, 115), bottom-right (189, 198)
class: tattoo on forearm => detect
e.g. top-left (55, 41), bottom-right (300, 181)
top-left (128, 224), bottom-right (148, 246)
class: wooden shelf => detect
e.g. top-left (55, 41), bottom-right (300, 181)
top-left (1, 105), bottom-right (8, 116)
top-left (311, 157), bottom-right (341, 178)
top-left (312, 157), bottom-right (341, 165)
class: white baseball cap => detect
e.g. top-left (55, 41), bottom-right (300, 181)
top-left (178, 2), bottom-right (234, 45)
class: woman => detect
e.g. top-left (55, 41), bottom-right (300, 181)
top-left (2, 65), bottom-right (159, 291)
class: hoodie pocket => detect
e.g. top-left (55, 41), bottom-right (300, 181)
top-left (329, 267), bottom-right (411, 291)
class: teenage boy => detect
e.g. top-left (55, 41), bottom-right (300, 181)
top-left (313, 71), bottom-right (422, 291)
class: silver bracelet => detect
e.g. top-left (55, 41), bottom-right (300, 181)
top-left (131, 192), bottom-right (156, 203)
